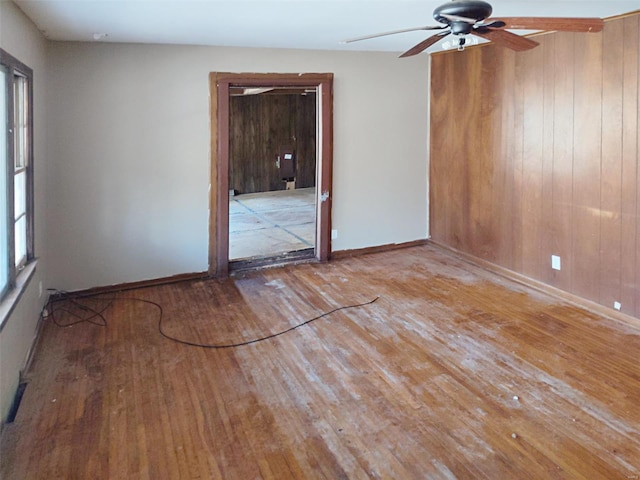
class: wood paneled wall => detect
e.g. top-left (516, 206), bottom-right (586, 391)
top-left (429, 14), bottom-right (640, 318)
top-left (230, 92), bottom-right (316, 194)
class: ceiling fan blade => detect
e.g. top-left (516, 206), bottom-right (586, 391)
top-left (399, 31), bottom-right (451, 58)
top-left (479, 20), bottom-right (506, 29)
top-left (472, 28), bottom-right (539, 51)
top-left (440, 13), bottom-right (478, 24)
top-left (343, 25), bottom-right (446, 43)
top-left (487, 17), bottom-right (604, 33)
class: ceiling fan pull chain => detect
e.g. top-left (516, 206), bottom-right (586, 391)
top-left (458, 36), bottom-right (467, 51)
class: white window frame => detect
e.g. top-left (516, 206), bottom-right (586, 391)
top-left (0, 48), bottom-right (35, 312)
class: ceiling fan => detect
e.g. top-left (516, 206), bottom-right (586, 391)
top-left (344, 0), bottom-right (604, 57)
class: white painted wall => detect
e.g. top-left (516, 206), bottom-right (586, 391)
top-left (47, 42), bottom-right (430, 290)
top-left (0, 1), bottom-right (49, 422)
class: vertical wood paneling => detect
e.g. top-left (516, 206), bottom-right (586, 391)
top-left (540, 35), bottom-right (557, 285)
top-left (633, 16), bottom-right (640, 318)
top-left (428, 54), bottom-right (451, 244)
top-left (550, 32), bottom-right (575, 293)
top-left (511, 48), bottom-right (526, 273)
top-left (230, 93), bottom-right (316, 194)
top-left (495, 48), bottom-right (517, 268)
top-left (518, 45), bottom-right (545, 279)
top-left (600, 23), bottom-right (625, 309)
top-left (620, 16), bottom-right (638, 317)
top-left (451, 50), bottom-right (476, 252)
top-left (572, 31), bottom-right (603, 302)
top-left (440, 50), bottom-right (476, 251)
top-left (429, 14), bottom-right (640, 319)
top-left (295, 94), bottom-right (317, 189)
top-left (470, 47), bottom-right (499, 261)
top-left (637, 17), bottom-right (640, 319)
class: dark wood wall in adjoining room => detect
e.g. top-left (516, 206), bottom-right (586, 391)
top-left (229, 92), bottom-right (316, 194)
top-left (429, 14), bottom-right (640, 319)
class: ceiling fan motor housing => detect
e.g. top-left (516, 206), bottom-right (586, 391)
top-left (433, 0), bottom-right (493, 27)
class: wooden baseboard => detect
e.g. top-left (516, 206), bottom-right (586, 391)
top-left (50, 238), bottom-right (639, 329)
top-left (50, 271), bottom-right (210, 300)
top-left (428, 240), bottom-right (640, 329)
top-left (331, 239), bottom-right (428, 260)
top-left (51, 241), bottom-right (429, 298)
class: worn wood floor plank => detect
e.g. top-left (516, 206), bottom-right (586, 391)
top-left (1, 244), bottom-right (639, 479)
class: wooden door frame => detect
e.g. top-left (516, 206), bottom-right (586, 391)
top-left (208, 72), bottom-right (334, 277)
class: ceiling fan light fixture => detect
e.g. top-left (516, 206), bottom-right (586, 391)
top-left (442, 34), bottom-right (479, 51)
top-left (346, 0), bottom-right (604, 57)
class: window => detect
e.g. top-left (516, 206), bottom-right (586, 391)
top-left (0, 49), bottom-right (34, 300)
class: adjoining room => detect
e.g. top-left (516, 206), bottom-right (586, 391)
top-left (228, 86), bottom-right (317, 263)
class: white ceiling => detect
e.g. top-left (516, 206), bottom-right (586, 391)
top-left (12, 0), bottom-right (640, 54)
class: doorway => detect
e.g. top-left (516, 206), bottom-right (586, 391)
top-left (228, 86), bottom-right (317, 263)
top-left (209, 73), bottom-right (333, 277)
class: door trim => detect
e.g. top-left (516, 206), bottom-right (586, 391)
top-left (208, 72), bottom-right (334, 277)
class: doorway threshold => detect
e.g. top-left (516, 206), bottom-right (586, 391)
top-left (229, 248), bottom-right (316, 274)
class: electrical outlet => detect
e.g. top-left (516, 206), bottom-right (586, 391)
top-left (331, 229), bottom-right (338, 240)
top-left (614, 301), bottom-right (621, 311)
top-left (551, 255), bottom-right (561, 271)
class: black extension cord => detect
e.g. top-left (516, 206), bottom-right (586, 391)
top-left (47, 290), bottom-right (380, 349)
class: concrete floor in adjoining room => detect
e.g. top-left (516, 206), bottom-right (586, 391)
top-left (229, 187), bottom-right (316, 260)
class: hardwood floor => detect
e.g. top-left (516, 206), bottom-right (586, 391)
top-left (2, 244), bottom-right (639, 479)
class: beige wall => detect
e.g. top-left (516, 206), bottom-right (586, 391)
top-left (0, 1), bottom-right (49, 422)
top-left (46, 42), bottom-right (430, 290)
